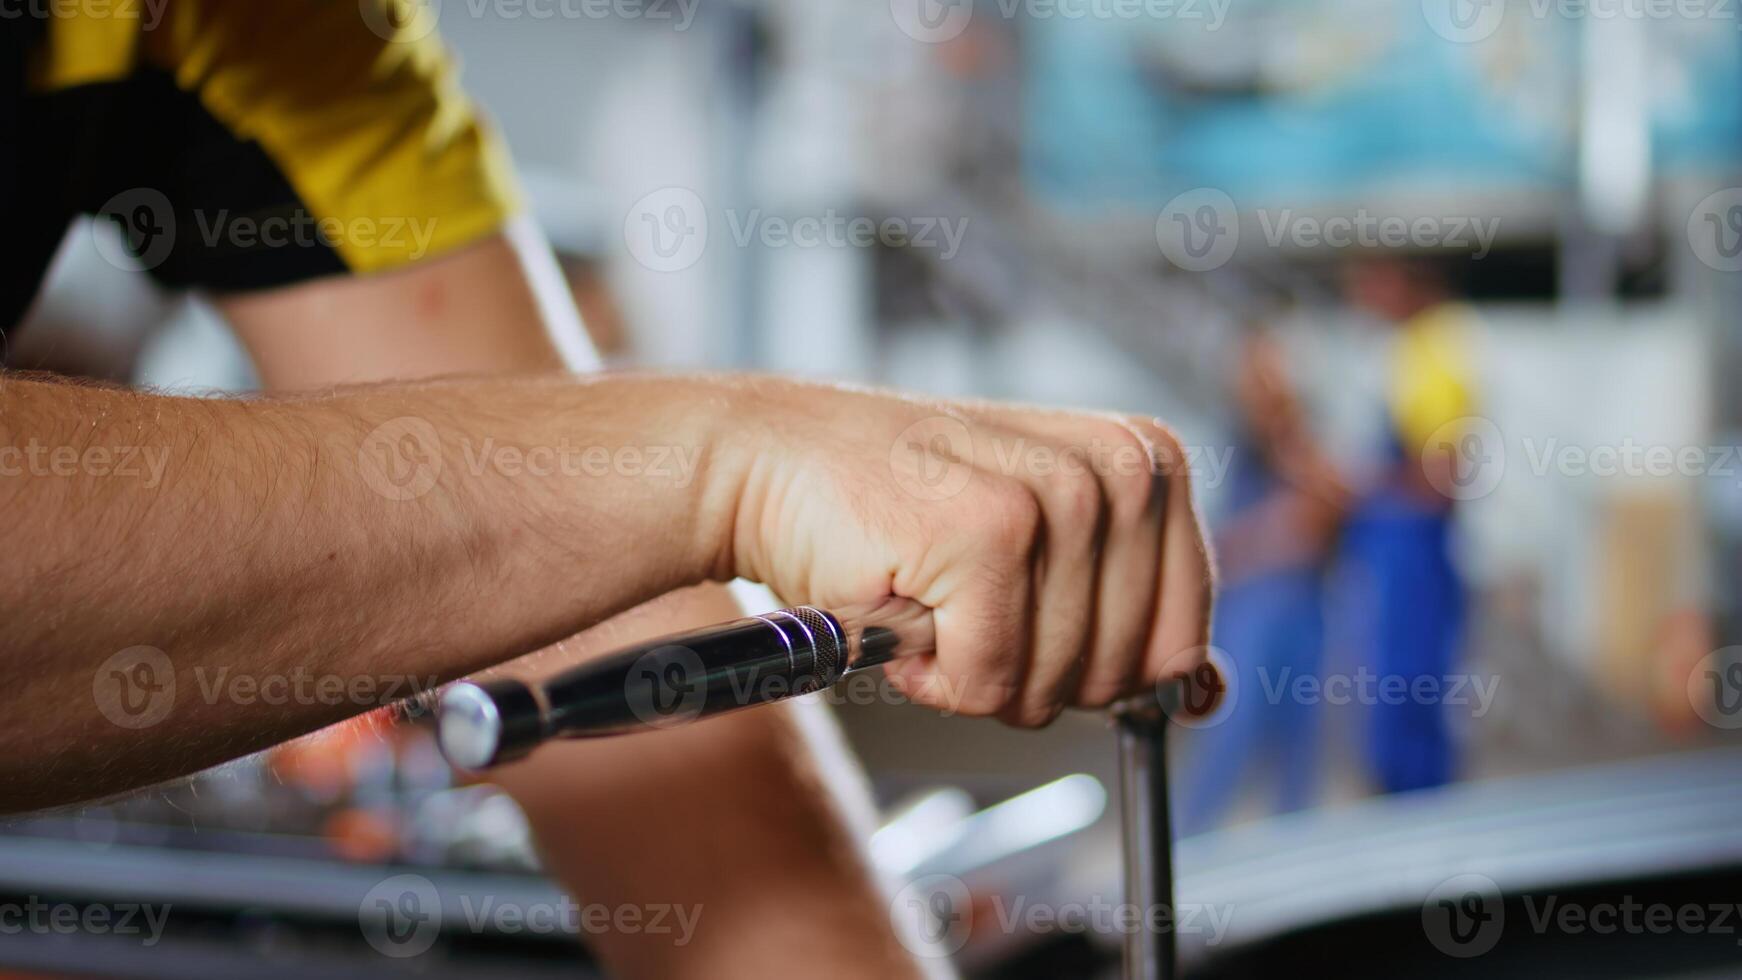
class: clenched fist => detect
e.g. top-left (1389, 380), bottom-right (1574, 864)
top-left (706, 379), bottom-right (1215, 727)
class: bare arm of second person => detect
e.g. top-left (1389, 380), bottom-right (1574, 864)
top-left (218, 221), bottom-right (927, 979)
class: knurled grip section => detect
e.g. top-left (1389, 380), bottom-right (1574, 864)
top-left (786, 606), bottom-right (846, 685)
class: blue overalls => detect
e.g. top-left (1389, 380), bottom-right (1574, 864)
top-left (1180, 440), bottom-right (1328, 835)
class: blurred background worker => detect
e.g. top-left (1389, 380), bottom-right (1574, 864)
top-left (1182, 330), bottom-right (1349, 833)
top-left (1340, 257), bottom-right (1479, 794)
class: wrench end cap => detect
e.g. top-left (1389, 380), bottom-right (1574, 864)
top-left (439, 680), bottom-right (541, 770)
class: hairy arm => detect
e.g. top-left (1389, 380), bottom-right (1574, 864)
top-left (0, 364), bottom-right (732, 811)
top-left (218, 223), bottom-right (928, 980)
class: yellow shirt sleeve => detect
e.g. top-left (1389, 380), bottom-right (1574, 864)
top-left (34, 0), bottom-right (522, 277)
top-left (1389, 304), bottom-right (1477, 455)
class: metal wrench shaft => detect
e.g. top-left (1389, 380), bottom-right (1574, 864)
top-left (437, 597), bottom-right (934, 770)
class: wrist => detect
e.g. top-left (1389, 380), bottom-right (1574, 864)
top-left (673, 375), bottom-right (761, 586)
top-left (322, 374), bottom-right (746, 671)
top-left (505, 373), bottom-right (754, 592)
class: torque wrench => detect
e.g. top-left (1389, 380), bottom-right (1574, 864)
top-left (436, 597), bottom-right (934, 771)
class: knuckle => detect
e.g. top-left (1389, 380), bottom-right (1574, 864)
top-left (1076, 676), bottom-right (1129, 709)
top-left (1017, 706), bottom-right (1059, 727)
top-left (1094, 420), bottom-right (1162, 519)
top-left (1045, 468), bottom-right (1105, 531)
top-left (979, 480), bottom-right (1043, 550)
top-left (1009, 700), bottom-right (1065, 729)
top-left (1123, 416), bottom-right (1190, 481)
top-left (957, 677), bottom-right (1022, 718)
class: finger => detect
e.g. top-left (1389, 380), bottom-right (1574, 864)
top-left (892, 457), bottom-right (1039, 719)
top-left (961, 416), bottom-right (1103, 727)
top-left (1073, 417), bottom-right (1168, 705)
top-left (1140, 422), bottom-right (1215, 682)
top-left (969, 408), bottom-right (1160, 710)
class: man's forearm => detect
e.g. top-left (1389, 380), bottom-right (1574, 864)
top-left (0, 371), bottom-right (733, 810)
